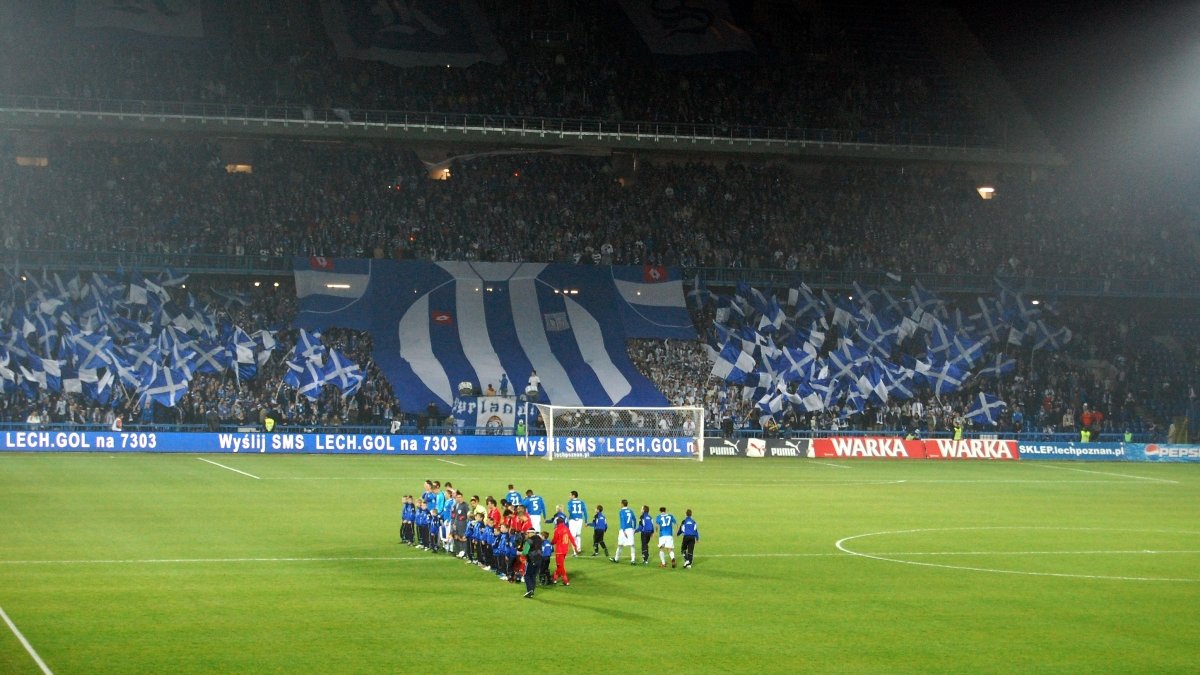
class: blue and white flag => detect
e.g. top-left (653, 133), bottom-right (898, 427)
top-left (610, 265), bottom-right (696, 339)
top-left (140, 364), bottom-right (190, 408)
top-left (322, 349), bottom-right (365, 397)
top-left (70, 332), bottom-right (114, 369)
top-left (927, 361), bottom-right (967, 396)
top-left (965, 392), bottom-right (1007, 426)
top-left (319, 0), bottom-right (505, 68)
top-left (975, 353), bottom-right (1016, 379)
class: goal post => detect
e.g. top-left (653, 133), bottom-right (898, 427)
top-left (533, 404), bottom-right (705, 461)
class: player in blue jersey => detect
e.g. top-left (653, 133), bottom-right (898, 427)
top-left (566, 491), bottom-right (587, 555)
top-left (677, 509), bottom-right (700, 568)
top-left (613, 499), bottom-right (637, 564)
top-left (439, 490), bottom-right (456, 553)
top-left (504, 484), bottom-right (522, 507)
top-left (586, 505), bottom-right (609, 558)
top-left (638, 505), bottom-right (655, 564)
top-left (523, 489), bottom-right (547, 532)
top-left (655, 507), bottom-right (678, 568)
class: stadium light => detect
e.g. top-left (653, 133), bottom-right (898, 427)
top-left (326, 284), bottom-right (350, 289)
top-left (977, 185), bottom-right (996, 200)
top-left (253, 281), bottom-right (261, 287)
top-left (1031, 299), bottom-right (1041, 305)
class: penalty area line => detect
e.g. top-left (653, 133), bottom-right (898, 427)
top-left (0, 605), bottom-right (54, 675)
top-left (435, 458), bottom-right (466, 467)
top-left (197, 457), bottom-right (261, 480)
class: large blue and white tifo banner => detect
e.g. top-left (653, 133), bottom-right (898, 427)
top-left (294, 259), bottom-right (697, 413)
top-left (0, 431), bottom-right (695, 457)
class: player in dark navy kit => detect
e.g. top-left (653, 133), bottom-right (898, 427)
top-left (400, 495), bottom-right (416, 544)
top-left (677, 509), bottom-right (700, 568)
top-left (586, 505), bottom-right (609, 558)
top-left (638, 505), bottom-right (655, 564)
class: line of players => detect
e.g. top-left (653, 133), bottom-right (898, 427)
top-left (398, 480), bottom-right (701, 584)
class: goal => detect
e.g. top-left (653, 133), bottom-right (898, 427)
top-left (533, 404), bottom-right (704, 461)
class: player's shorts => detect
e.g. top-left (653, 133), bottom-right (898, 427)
top-left (658, 535), bottom-right (675, 549)
top-left (617, 528), bottom-right (634, 546)
top-left (568, 519), bottom-right (584, 536)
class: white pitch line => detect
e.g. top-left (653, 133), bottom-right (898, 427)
top-left (807, 460), bottom-right (851, 469)
top-left (435, 458), bottom-right (466, 467)
top-left (0, 605), bottom-right (54, 675)
top-left (1035, 463), bottom-right (1179, 484)
top-left (836, 527), bottom-right (1200, 582)
top-left (0, 555), bottom-right (442, 566)
top-left (6, 549), bottom-right (1200, 566)
top-left (197, 457), bottom-right (261, 480)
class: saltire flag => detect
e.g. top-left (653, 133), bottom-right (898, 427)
top-left (140, 364), bottom-right (190, 408)
top-left (927, 361), bottom-right (967, 396)
top-left (191, 340), bottom-right (232, 375)
top-left (686, 273), bottom-right (712, 310)
top-left (975, 353), bottom-right (1016, 379)
top-left (1034, 321), bottom-right (1072, 351)
top-left (294, 329), bottom-right (326, 362)
top-left (283, 357), bottom-right (326, 400)
top-left (965, 392), bottom-right (1007, 426)
top-left (71, 332), bottom-right (114, 369)
top-left (322, 349), bottom-right (365, 396)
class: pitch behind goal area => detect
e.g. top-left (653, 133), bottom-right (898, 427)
top-left (532, 404), bottom-right (704, 460)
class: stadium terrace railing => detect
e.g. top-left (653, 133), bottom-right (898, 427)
top-left (0, 93), bottom-right (1009, 153)
top-left (2, 251), bottom-right (1195, 299)
top-left (684, 267), bottom-right (1200, 300)
top-left (0, 422), bottom-right (1158, 445)
top-left (0, 249), bottom-right (292, 277)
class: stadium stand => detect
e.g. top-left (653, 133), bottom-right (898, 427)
top-left (0, 2), bottom-right (993, 144)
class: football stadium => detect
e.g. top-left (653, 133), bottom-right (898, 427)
top-left (1, 2), bottom-right (1198, 673)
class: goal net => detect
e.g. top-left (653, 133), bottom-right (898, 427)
top-left (532, 404), bottom-right (704, 461)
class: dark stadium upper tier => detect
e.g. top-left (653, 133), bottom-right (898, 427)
top-left (0, 2), bottom-right (998, 146)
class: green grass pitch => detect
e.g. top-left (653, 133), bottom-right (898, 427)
top-left (2, 453), bottom-right (1198, 674)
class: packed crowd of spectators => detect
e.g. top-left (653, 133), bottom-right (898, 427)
top-left (0, 278), bottom-right (403, 430)
top-left (626, 298), bottom-right (1197, 441)
top-left (3, 135), bottom-right (1196, 287)
top-left (2, 271), bottom-right (1194, 440)
top-left (0, 2), bottom-right (990, 144)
